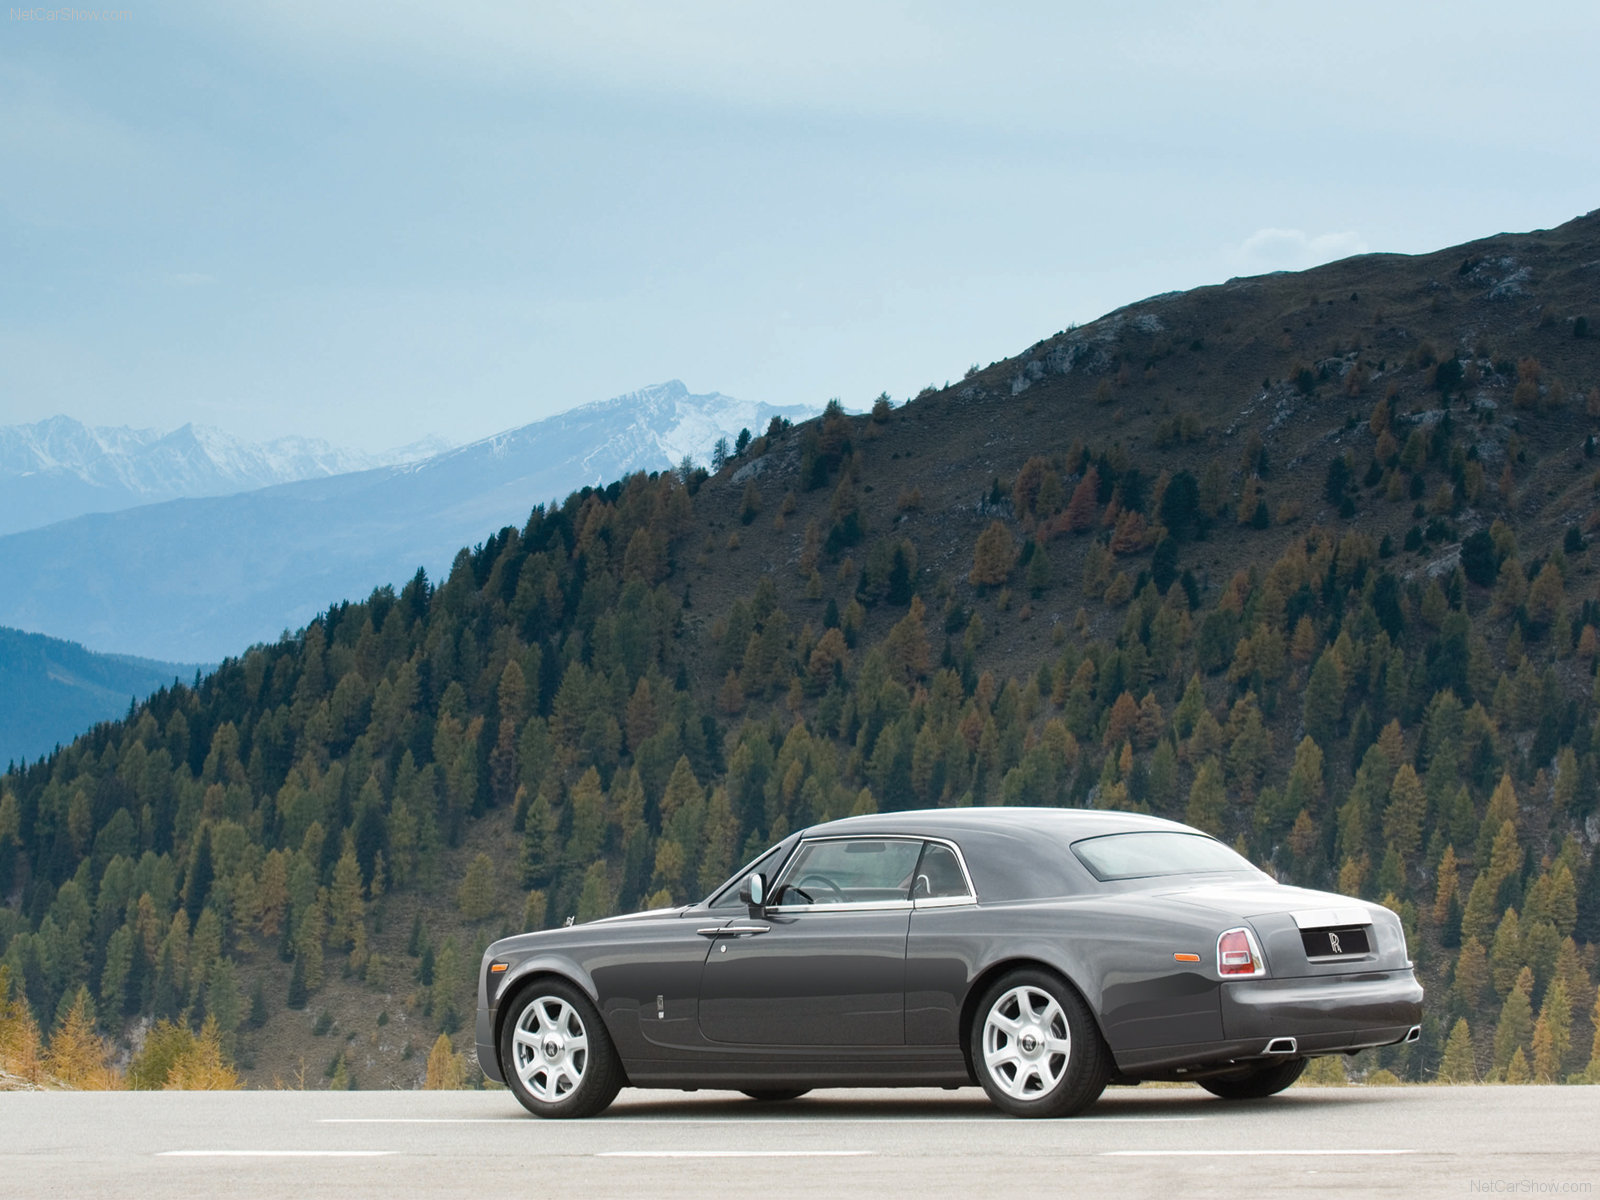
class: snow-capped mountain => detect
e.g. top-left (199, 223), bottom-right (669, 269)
top-left (432, 380), bottom-right (801, 488)
top-left (0, 415), bottom-right (452, 536)
top-left (0, 382), bottom-right (815, 661)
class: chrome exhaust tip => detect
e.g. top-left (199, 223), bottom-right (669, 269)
top-left (1404, 1025), bottom-right (1421, 1044)
top-left (1264, 1037), bottom-right (1298, 1055)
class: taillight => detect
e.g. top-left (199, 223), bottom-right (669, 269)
top-left (1217, 927), bottom-right (1265, 978)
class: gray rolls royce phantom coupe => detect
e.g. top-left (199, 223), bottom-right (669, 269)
top-left (476, 807), bottom-right (1423, 1118)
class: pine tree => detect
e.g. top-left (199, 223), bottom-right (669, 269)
top-left (885, 597), bottom-right (931, 683)
top-left (1064, 468), bottom-right (1101, 532)
top-left (424, 1033), bottom-right (466, 1089)
top-left (1586, 988), bottom-right (1600, 1084)
top-left (969, 521), bottom-right (1017, 587)
top-left (163, 1016), bottom-right (240, 1090)
top-left (248, 977), bottom-right (268, 1029)
top-left (457, 853), bottom-right (497, 922)
top-left (1490, 909), bottom-right (1524, 997)
top-left (1504, 1046), bottom-right (1531, 1084)
top-left (328, 848), bottom-right (365, 952)
top-left (1185, 758), bottom-right (1226, 836)
top-left (1493, 967), bottom-right (1535, 1071)
top-left (1438, 1017), bottom-right (1476, 1083)
top-left (286, 956), bottom-right (308, 1010)
top-left (1432, 846), bottom-right (1461, 925)
top-left (0, 967), bottom-right (44, 1083)
top-left (1382, 764), bottom-right (1426, 870)
top-left (1302, 649), bottom-right (1345, 745)
top-left (44, 987), bottom-right (121, 1089)
top-left (1531, 980), bottom-right (1571, 1082)
top-left (575, 861), bottom-right (614, 923)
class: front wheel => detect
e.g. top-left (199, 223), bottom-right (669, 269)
top-left (500, 979), bottom-right (623, 1118)
top-left (970, 969), bottom-right (1110, 1118)
top-left (1198, 1057), bottom-right (1307, 1100)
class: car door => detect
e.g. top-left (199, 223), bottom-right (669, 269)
top-left (697, 836), bottom-right (921, 1047)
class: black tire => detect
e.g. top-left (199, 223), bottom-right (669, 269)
top-left (1198, 1057), bottom-right (1308, 1100)
top-left (500, 978), bottom-right (624, 1118)
top-left (969, 968), bottom-right (1110, 1118)
top-left (740, 1089), bottom-right (811, 1102)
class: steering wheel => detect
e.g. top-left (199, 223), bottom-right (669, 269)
top-left (794, 874), bottom-right (847, 903)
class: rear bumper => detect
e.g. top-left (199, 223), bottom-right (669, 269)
top-left (1112, 968), bottom-right (1423, 1078)
top-left (1221, 968), bottom-right (1423, 1042)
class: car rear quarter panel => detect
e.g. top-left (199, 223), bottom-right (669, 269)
top-left (906, 896), bottom-right (1227, 1056)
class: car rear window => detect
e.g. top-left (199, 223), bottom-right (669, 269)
top-left (1070, 831), bottom-right (1256, 880)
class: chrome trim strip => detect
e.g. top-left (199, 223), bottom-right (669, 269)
top-left (912, 894), bottom-right (977, 910)
top-left (1290, 906), bottom-right (1371, 930)
top-left (698, 926), bottom-right (774, 936)
top-left (766, 899), bottom-right (915, 915)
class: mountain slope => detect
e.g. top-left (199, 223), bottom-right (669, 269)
top-left (0, 383), bottom-right (813, 661)
top-left (0, 627), bottom-right (202, 767)
top-left (3, 212), bottom-right (1600, 1091)
top-left (0, 416), bottom-right (447, 537)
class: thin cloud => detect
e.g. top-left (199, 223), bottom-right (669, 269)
top-left (1236, 228), bottom-right (1368, 273)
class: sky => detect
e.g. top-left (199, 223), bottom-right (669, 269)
top-left (2, 1), bottom-right (1597, 452)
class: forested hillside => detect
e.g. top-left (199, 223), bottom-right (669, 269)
top-left (5, 211), bottom-right (1600, 1089)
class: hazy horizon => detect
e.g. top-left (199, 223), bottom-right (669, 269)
top-left (4, 2), bottom-right (1597, 451)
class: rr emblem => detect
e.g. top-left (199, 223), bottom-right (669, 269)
top-left (1328, 931), bottom-right (1343, 954)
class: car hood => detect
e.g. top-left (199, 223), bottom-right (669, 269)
top-left (584, 904), bottom-right (691, 927)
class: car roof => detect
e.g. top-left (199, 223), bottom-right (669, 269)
top-left (801, 806), bottom-right (1194, 841)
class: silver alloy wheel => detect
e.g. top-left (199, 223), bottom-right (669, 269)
top-left (982, 984), bottom-right (1072, 1101)
top-left (512, 995), bottom-right (589, 1103)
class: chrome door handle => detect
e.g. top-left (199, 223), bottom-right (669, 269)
top-left (696, 925), bottom-right (770, 937)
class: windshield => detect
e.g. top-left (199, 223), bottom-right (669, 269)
top-left (1071, 831), bottom-right (1259, 881)
top-left (705, 837), bottom-right (796, 908)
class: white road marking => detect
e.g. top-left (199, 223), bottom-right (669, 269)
top-left (597, 1150), bottom-right (875, 1158)
top-left (1103, 1149), bottom-right (1414, 1157)
top-left (323, 1114), bottom-right (1203, 1125)
top-left (159, 1150), bottom-right (397, 1158)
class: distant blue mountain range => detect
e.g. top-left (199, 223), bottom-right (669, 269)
top-left (0, 382), bottom-right (813, 663)
top-left (0, 626), bottom-right (203, 767)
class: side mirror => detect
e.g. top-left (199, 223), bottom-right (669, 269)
top-left (737, 872), bottom-right (766, 918)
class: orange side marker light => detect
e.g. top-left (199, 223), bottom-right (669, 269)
top-left (1173, 953), bottom-right (1201, 963)
top-left (489, 962), bottom-right (508, 974)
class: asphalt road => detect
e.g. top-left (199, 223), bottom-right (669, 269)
top-left (2, 1085), bottom-right (1595, 1200)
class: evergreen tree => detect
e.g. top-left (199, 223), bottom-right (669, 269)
top-left (1493, 967), bottom-right (1535, 1072)
top-left (1438, 1017), bottom-right (1477, 1083)
top-left (1531, 979), bottom-right (1571, 1082)
top-left (44, 987), bottom-right (120, 1089)
top-left (969, 521), bottom-right (1017, 588)
top-left (424, 1033), bottom-right (466, 1089)
top-left (457, 853), bottom-right (497, 922)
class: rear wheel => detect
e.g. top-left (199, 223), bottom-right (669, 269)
top-left (740, 1089), bottom-right (811, 1102)
top-left (1198, 1057), bottom-right (1307, 1100)
top-left (970, 969), bottom-right (1109, 1118)
top-left (500, 979), bottom-right (623, 1118)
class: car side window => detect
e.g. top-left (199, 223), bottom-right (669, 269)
top-left (776, 838), bottom-right (921, 906)
top-left (911, 842), bottom-right (970, 900)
